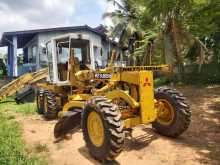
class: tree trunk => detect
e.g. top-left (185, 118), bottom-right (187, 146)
top-left (168, 19), bottom-right (184, 82)
top-left (142, 40), bottom-right (154, 66)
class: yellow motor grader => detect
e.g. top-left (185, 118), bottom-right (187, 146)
top-left (36, 34), bottom-right (191, 162)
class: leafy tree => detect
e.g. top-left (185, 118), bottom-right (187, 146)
top-left (103, 0), bottom-right (141, 48)
top-left (104, 0), bottom-right (220, 79)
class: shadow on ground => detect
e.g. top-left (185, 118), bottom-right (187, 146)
top-left (78, 147), bottom-right (121, 165)
top-left (173, 85), bottom-right (220, 165)
top-left (124, 127), bottom-right (158, 151)
top-left (78, 127), bottom-right (158, 165)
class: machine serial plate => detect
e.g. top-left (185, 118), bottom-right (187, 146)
top-left (95, 73), bottom-right (112, 79)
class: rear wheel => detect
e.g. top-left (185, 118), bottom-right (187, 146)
top-left (36, 89), bottom-right (44, 114)
top-left (43, 91), bottom-right (59, 120)
top-left (153, 87), bottom-right (191, 137)
top-left (82, 96), bottom-right (124, 162)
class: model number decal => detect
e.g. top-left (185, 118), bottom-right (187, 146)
top-left (95, 73), bottom-right (112, 79)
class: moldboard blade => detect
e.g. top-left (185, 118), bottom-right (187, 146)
top-left (54, 111), bottom-right (81, 139)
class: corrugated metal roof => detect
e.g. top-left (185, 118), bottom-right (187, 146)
top-left (0, 25), bottom-right (108, 47)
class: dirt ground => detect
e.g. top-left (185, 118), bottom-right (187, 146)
top-left (19, 85), bottom-right (220, 165)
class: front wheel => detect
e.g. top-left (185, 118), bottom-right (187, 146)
top-left (82, 96), bottom-right (124, 162)
top-left (153, 87), bottom-right (191, 137)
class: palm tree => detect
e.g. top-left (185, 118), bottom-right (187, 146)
top-left (105, 0), bottom-right (216, 79)
top-left (103, 0), bottom-right (141, 48)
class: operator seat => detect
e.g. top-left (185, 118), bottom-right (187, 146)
top-left (73, 57), bottom-right (80, 72)
top-left (69, 57), bottom-right (85, 87)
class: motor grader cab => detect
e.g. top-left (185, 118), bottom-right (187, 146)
top-left (36, 34), bottom-right (191, 162)
top-left (45, 34), bottom-right (92, 86)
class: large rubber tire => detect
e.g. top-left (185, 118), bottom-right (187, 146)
top-left (82, 96), bottom-right (124, 162)
top-left (153, 87), bottom-right (191, 137)
top-left (43, 91), bottom-right (59, 120)
top-left (36, 89), bottom-right (44, 114)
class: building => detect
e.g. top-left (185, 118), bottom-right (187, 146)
top-left (0, 25), bottom-right (119, 77)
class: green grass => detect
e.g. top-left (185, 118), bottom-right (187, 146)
top-left (0, 111), bottom-right (46, 165)
top-left (0, 98), bottom-right (37, 115)
top-left (154, 77), bottom-right (170, 87)
top-left (34, 143), bottom-right (49, 153)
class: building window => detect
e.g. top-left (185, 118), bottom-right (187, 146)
top-left (28, 46), bottom-right (37, 63)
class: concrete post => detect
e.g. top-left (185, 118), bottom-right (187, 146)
top-left (36, 39), bottom-right (40, 70)
top-left (7, 45), bottom-right (13, 77)
top-left (13, 36), bottom-right (18, 77)
top-left (36, 49), bottom-right (40, 70)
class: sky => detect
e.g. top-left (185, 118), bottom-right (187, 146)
top-left (0, 0), bottom-right (115, 53)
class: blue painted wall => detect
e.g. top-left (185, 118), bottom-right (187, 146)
top-left (7, 44), bottom-right (13, 77)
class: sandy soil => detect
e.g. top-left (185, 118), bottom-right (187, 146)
top-left (19, 85), bottom-right (220, 165)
